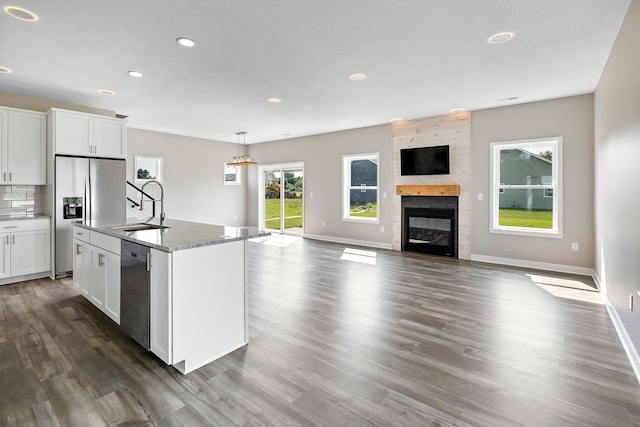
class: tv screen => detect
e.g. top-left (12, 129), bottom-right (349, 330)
top-left (401, 145), bottom-right (450, 175)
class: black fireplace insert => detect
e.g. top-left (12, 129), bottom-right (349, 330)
top-left (403, 207), bottom-right (456, 257)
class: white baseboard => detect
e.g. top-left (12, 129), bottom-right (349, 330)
top-left (603, 294), bottom-right (640, 384)
top-left (303, 233), bottom-right (392, 250)
top-left (470, 253), bottom-right (595, 277)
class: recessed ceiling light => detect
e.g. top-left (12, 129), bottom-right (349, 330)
top-left (267, 97), bottom-right (282, 104)
top-left (97, 89), bottom-right (116, 96)
top-left (283, 133), bottom-right (292, 136)
top-left (389, 117), bottom-right (404, 122)
top-left (0, 66), bottom-right (12, 74)
top-left (176, 37), bottom-right (195, 47)
top-left (127, 70), bottom-right (143, 78)
top-left (488, 32), bottom-right (514, 44)
top-left (339, 120), bottom-right (351, 125)
top-left (450, 108), bottom-right (465, 113)
top-left (4, 6), bottom-right (38, 22)
top-left (349, 73), bottom-right (367, 81)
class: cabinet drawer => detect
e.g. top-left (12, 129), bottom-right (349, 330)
top-left (1, 218), bottom-right (50, 233)
top-left (73, 226), bottom-right (90, 243)
top-left (90, 231), bottom-right (120, 255)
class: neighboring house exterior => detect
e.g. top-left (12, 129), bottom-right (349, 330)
top-left (499, 149), bottom-right (552, 210)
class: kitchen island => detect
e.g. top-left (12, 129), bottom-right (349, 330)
top-left (73, 218), bottom-right (268, 374)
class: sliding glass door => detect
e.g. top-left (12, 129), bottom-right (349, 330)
top-left (260, 163), bottom-right (304, 235)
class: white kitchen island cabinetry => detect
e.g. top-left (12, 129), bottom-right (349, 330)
top-left (0, 218), bottom-right (51, 284)
top-left (75, 218), bottom-right (266, 374)
top-left (150, 240), bottom-right (247, 373)
top-left (0, 107), bottom-right (46, 185)
top-left (72, 225), bottom-right (121, 324)
top-left (48, 108), bottom-right (127, 159)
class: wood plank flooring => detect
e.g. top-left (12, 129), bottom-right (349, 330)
top-left (1, 236), bottom-right (639, 426)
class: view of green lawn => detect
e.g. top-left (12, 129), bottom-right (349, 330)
top-left (499, 208), bottom-right (552, 229)
top-left (350, 203), bottom-right (377, 218)
top-left (264, 198), bottom-right (303, 229)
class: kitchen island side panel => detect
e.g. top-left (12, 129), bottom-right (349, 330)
top-left (171, 240), bottom-right (247, 374)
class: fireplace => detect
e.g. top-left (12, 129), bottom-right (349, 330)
top-left (401, 196), bottom-right (458, 257)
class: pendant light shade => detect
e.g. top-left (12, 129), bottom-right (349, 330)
top-left (227, 131), bottom-right (257, 166)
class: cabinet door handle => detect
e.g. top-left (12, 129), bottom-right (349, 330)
top-left (98, 253), bottom-right (104, 267)
top-left (4, 236), bottom-right (8, 245)
top-left (12, 235), bottom-right (14, 244)
top-left (146, 253), bottom-right (151, 271)
top-left (75, 244), bottom-right (81, 255)
top-left (3, 226), bottom-right (17, 229)
top-left (8, 172), bottom-right (11, 182)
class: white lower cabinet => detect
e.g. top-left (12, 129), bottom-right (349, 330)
top-left (72, 227), bottom-right (121, 324)
top-left (150, 248), bottom-right (172, 364)
top-left (0, 219), bottom-right (51, 282)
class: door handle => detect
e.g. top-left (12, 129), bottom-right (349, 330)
top-left (98, 253), bottom-right (105, 267)
top-left (76, 244), bottom-right (81, 255)
top-left (8, 172), bottom-right (11, 182)
top-left (11, 235), bottom-right (14, 244)
top-left (4, 235), bottom-right (8, 245)
top-left (146, 253), bottom-right (151, 271)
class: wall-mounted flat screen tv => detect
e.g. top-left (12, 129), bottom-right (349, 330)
top-left (400, 145), bottom-right (450, 175)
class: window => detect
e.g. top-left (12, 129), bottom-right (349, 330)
top-left (135, 155), bottom-right (162, 183)
top-left (343, 153), bottom-right (379, 222)
top-left (224, 163), bottom-right (241, 185)
top-left (490, 137), bottom-right (562, 237)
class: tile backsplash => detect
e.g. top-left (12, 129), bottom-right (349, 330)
top-left (0, 185), bottom-right (43, 216)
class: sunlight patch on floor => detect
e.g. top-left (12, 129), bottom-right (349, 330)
top-left (250, 234), bottom-right (302, 247)
top-left (526, 273), bottom-right (603, 304)
top-left (340, 247), bottom-right (377, 265)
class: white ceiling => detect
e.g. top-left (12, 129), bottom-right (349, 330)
top-left (0, 0), bottom-right (631, 144)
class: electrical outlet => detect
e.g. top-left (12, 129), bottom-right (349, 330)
top-left (571, 242), bottom-right (579, 251)
top-left (380, 226), bottom-right (384, 233)
top-left (383, 192), bottom-right (388, 199)
top-left (630, 294), bottom-right (634, 311)
top-left (310, 191), bottom-right (314, 198)
top-left (321, 220), bottom-right (325, 227)
top-left (477, 193), bottom-right (483, 201)
top-left (234, 215), bottom-right (238, 221)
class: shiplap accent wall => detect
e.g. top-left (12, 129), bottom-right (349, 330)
top-left (391, 113), bottom-right (471, 259)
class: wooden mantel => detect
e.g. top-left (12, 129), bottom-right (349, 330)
top-left (396, 184), bottom-right (460, 197)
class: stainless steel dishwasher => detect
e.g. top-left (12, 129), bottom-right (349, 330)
top-left (120, 240), bottom-right (151, 350)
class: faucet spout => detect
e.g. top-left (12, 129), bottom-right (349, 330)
top-left (140, 180), bottom-right (165, 223)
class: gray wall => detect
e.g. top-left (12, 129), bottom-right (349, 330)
top-left (127, 128), bottom-right (246, 226)
top-left (470, 94), bottom-right (595, 269)
top-left (594, 0), bottom-right (640, 353)
top-left (246, 125), bottom-right (393, 246)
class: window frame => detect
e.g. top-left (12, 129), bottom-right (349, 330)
top-left (134, 155), bottom-right (163, 183)
top-left (342, 152), bottom-right (380, 224)
top-left (224, 163), bottom-right (242, 186)
top-left (489, 137), bottom-right (562, 238)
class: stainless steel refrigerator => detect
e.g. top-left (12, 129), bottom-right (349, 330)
top-left (55, 156), bottom-right (126, 278)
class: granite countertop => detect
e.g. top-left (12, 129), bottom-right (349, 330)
top-left (74, 217), bottom-right (269, 252)
top-left (0, 214), bottom-right (50, 221)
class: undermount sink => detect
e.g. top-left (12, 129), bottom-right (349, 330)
top-left (111, 223), bottom-right (169, 232)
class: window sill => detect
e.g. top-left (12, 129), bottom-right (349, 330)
top-left (342, 217), bottom-right (380, 225)
top-left (489, 227), bottom-right (563, 239)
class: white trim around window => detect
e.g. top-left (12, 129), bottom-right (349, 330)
top-left (342, 152), bottom-right (380, 223)
top-left (224, 163), bottom-right (242, 185)
top-left (489, 137), bottom-right (562, 238)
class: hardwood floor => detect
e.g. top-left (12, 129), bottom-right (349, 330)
top-left (1, 236), bottom-right (639, 426)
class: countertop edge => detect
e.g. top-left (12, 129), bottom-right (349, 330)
top-left (74, 221), bottom-right (270, 252)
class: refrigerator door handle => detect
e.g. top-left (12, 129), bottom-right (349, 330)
top-left (85, 176), bottom-right (91, 222)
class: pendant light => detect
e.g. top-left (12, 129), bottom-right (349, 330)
top-left (227, 131), bottom-right (257, 166)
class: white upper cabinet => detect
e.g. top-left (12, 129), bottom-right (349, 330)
top-left (48, 108), bottom-right (127, 159)
top-left (0, 107), bottom-right (46, 185)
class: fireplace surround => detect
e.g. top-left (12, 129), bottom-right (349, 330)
top-left (401, 196), bottom-right (458, 258)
